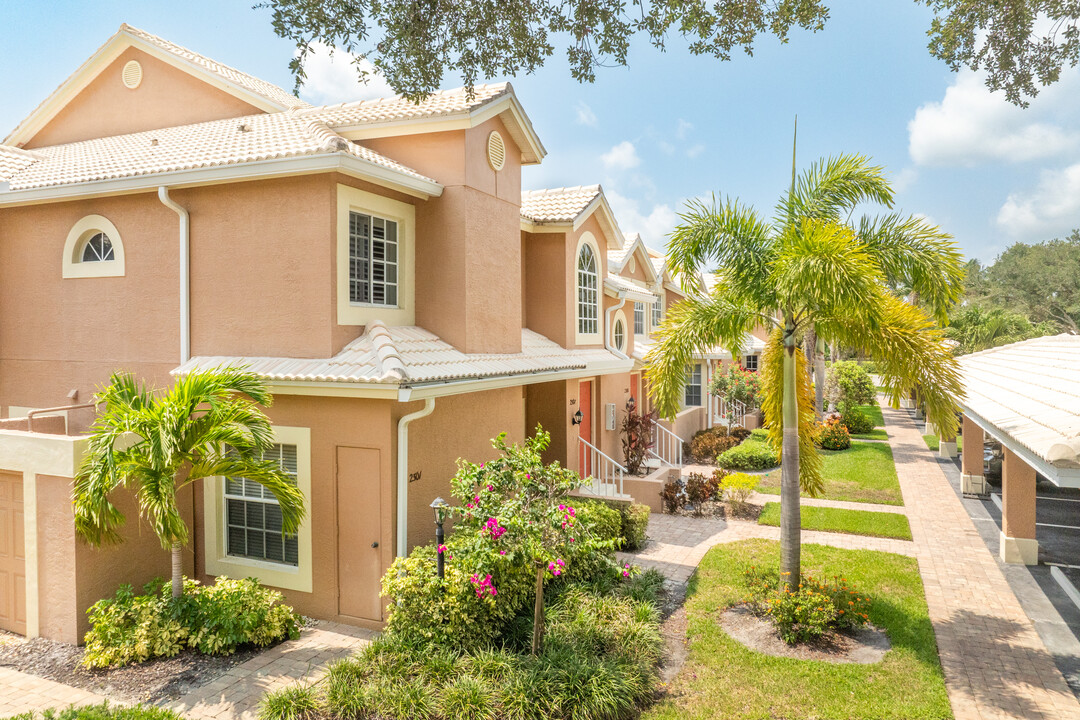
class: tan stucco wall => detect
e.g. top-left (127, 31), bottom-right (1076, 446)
top-left (522, 230), bottom-right (570, 345)
top-left (398, 387), bottom-right (525, 551)
top-left (24, 47), bottom-right (262, 149)
top-left (596, 372), bottom-right (633, 462)
top-left (525, 381), bottom-right (572, 468)
top-left (35, 474), bottom-right (78, 643)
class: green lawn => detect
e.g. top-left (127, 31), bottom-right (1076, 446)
top-left (642, 540), bottom-right (951, 720)
top-left (850, 404), bottom-right (888, 441)
top-left (757, 441), bottom-right (904, 505)
top-left (758, 502), bottom-right (913, 540)
top-left (923, 434), bottom-right (964, 452)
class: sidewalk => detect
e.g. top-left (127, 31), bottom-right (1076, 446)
top-left (0, 667), bottom-right (106, 717)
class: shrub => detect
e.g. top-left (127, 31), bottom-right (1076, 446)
top-left (258, 686), bottom-right (320, 720)
top-left (815, 416), bottom-right (851, 451)
top-left (661, 476), bottom-right (684, 513)
top-left (840, 406), bottom-right (874, 435)
top-left (620, 406), bottom-right (656, 475)
top-left (729, 426), bottom-right (752, 443)
top-left (709, 363), bottom-right (761, 407)
top-left (619, 503), bottom-right (650, 551)
top-left (684, 472), bottom-right (719, 515)
top-left (824, 361), bottom-right (876, 411)
top-left (716, 434), bottom-right (779, 471)
top-left (720, 472), bottom-right (758, 513)
top-left (83, 576), bottom-right (301, 668)
top-left (574, 500), bottom-right (623, 546)
top-left (745, 567), bottom-right (872, 645)
top-left (9, 707), bottom-right (186, 720)
top-left (688, 428), bottom-right (739, 463)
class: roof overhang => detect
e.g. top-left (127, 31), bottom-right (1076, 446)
top-left (334, 90), bottom-right (546, 165)
top-left (612, 235), bottom-right (659, 284)
top-left (604, 278), bottom-right (658, 305)
top-left (959, 402), bottom-right (1080, 489)
top-left (520, 190), bottom-right (624, 249)
top-left (0, 151), bottom-right (443, 206)
top-left (5, 26), bottom-right (297, 148)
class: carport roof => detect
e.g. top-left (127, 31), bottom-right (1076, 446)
top-left (958, 334), bottom-right (1080, 480)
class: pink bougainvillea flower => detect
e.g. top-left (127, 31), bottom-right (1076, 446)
top-left (437, 544), bottom-right (447, 554)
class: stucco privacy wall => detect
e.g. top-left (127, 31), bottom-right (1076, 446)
top-left (398, 387), bottom-right (525, 551)
top-left (363, 117), bottom-right (523, 353)
top-left (525, 381), bottom-right (572, 469)
top-left (23, 46), bottom-right (262, 149)
top-left (195, 394), bottom-right (393, 625)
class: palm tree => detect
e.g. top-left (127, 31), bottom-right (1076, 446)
top-left (74, 367), bottom-right (306, 598)
top-left (646, 154), bottom-right (964, 589)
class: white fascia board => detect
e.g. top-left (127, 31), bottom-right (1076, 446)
top-left (0, 153), bottom-right (442, 207)
top-left (264, 380), bottom-right (401, 400)
top-left (520, 219), bottom-right (571, 233)
top-left (959, 404), bottom-right (1080, 488)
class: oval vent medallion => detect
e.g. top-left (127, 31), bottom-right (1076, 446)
top-left (122, 60), bottom-right (143, 89)
top-left (487, 131), bottom-right (506, 171)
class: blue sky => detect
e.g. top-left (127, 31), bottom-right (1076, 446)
top-left (4, 0), bottom-right (1079, 262)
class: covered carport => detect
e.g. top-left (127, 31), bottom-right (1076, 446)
top-left (957, 334), bottom-right (1080, 566)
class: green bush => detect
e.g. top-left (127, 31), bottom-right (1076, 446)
top-left (744, 566), bottom-right (871, 645)
top-left (619, 503), bottom-right (650, 551)
top-left (824, 361), bottom-right (876, 411)
top-left (840, 406), bottom-right (874, 435)
top-left (719, 472), bottom-right (758, 513)
top-left (83, 576), bottom-right (301, 668)
top-left (716, 433), bottom-right (779, 470)
top-left (6, 705), bottom-right (184, 720)
top-left (574, 500), bottom-right (623, 546)
top-left (815, 416), bottom-right (852, 451)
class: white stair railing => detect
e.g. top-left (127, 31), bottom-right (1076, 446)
top-left (650, 423), bottom-right (684, 468)
top-left (713, 396), bottom-right (747, 428)
top-left (577, 436), bottom-right (626, 498)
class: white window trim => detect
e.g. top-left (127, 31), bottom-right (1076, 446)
top-left (612, 308), bottom-right (628, 353)
top-left (651, 292), bottom-right (663, 331)
top-left (744, 354), bottom-right (759, 372)
top-left (337, 184), bottom-right (415, 326)
top-left (62, 214), bottom-right (125, 278)
top-left (574, 231), bottom-right (602, 345)
top-left (684, 363), bottom-right (703, 408)
top-left (203, 425), bottom-right (313, 593)
top-left (634, 302), bottom-right (647, 337)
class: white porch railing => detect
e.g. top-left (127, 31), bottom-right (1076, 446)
top-left (649, 422), bottom-right (684, 468)
top-left (712, 396), bottom-right (747, 428)
top-left (577, 436), bottom-right (626, 498)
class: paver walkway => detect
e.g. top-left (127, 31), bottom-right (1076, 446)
top-left (166, 621), bottom-right (373, 720)
top-left (883, 404), bottom-right (1080, 720)
top-left (0, 667), bottom-right (107, 717)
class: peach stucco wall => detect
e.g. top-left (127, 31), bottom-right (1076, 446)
top-left (24, 47), bottom-right (262, 149)
top-left (522, 231), bottom-right (570, 346)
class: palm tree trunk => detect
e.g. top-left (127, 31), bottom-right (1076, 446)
top-left (780, 313), bottom-right (801, 592)
top-left (531, 564), bottom-right (545, 655)
top-left (814, 336), bottom-right (826, 417)
top-left (171, 543), bottom-right (183, 599)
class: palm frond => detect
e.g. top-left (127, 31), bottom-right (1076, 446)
top-left (776, 154), bottom-right (893, 225)
top-left (759, 329), bottom-right (824, 495)
top-left (192, 455), bottom-right (306, 534)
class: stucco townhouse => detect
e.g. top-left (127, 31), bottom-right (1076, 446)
top-left (0, 25), bottom-right (723, 643)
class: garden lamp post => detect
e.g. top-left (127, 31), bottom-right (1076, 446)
top-left (430, 496), bottom-right (449, 579)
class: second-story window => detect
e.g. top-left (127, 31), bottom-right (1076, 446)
top-left (634, 303), bottom-right (645, 335)
top-left (349, 211), bottom-right (398, 306)
top-left (81, 232), bottom-right (115, 262)
top-left (652, 298), bottom-right (662, 328)
top-left (577, 244), bottom-right (599, 335)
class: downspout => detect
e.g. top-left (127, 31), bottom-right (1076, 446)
top-left (396, 396), bottom-right (435, 558)
top-left (158, 187), bottom-right (190, 364)
top-left (605, 292), bottom-right (629, 360)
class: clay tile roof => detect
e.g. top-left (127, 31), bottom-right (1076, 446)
top-left (302, 83), bottom-right (510, 126)
top-left (958, 334), bottom-right (1080, 468)
top-left (0, 111), bottom-right (436, 191)
top-left (174, 326), bottom-right (627, 385)
top-left (520, 185), bottom-right (601, 224)
top-left (121, 24), bottom-right (309, 111)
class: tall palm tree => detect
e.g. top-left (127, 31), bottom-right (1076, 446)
top-left (74, 368), bottom-right (306, 598)
top-left (646, 154), bottom-right (964, 589)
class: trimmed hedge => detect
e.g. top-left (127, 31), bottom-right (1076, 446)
top-left (716, 431), bottom-right (779, 471)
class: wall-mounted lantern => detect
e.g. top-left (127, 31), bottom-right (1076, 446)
top-left (571, 409), bottom-right (584, 425)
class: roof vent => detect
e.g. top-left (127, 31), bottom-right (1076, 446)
top-left (121, 60), bottom-right (143, 89)
top-left (487, 131), bottom-right (506, 171)
top-left (150, 138), bottom-right (159, 146)
top-left (238, 123), bottom-right (252, 133)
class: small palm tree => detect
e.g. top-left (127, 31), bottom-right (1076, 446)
top-left (647, 154), bottom-right (965, 589)
top-left (74, 367), bottom-right (306, 598)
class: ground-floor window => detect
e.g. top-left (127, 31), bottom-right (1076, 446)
top-left (684, 364), bottom-right (703, 407)
top-left (224, 444), bottom-right (299, 566)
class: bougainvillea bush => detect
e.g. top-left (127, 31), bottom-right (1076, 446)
top-left (709, 362), bottom-right (762, 408)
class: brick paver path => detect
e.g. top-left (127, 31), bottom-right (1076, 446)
top-left (166, 621), bottom-right (373, 720)
top-left (883, 404), bottom-right (1080, 720)
top-left (0, 667), bottom-right (107, 716)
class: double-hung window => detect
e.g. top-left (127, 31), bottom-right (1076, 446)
top-left (224, 444), bottom-right (299, 566)
top-left (634, 303), bottom-right (645, 335)
top-left (349, 211), bottom-right (398, 306)
top-left (684, 364), bottom-right (703, 407)
top-left (652, 299), bottom-right (662, 329)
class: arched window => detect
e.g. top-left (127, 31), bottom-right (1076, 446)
top-left (81, 232), bottom-right (115, 263)
top-left (577, 244), bottom-right (598, 335)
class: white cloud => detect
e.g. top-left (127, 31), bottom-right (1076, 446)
top-left (685, 144), bottom-right (706, 159)
top-left (606, 189), bottom-right (680, 249)
top-left (601, 141), bottom-right (641, 171)
top-left (297, 42), bottom-right (396, 105)
top-left (908, 70), bottom-right (1080, 166)
top-left (892, 167), bottom-right (918, 194)
top-left (575, 101), bottom-right (598, 127)
top-left (997, 162), bottom-right (1080, 240)
top-left (676, 119), bottom-right (693, 141)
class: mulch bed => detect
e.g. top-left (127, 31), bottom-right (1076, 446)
top-left (718, 604), bottom-right (890, 664)
top-left (0, 634), bottom-right (268, 704)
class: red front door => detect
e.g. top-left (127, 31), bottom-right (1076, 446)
top-left (578, 380), bottom-right (593, 477)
